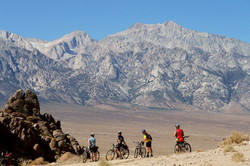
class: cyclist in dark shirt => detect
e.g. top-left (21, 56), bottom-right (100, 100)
top-left (115, 131), bottom-right (127, 159)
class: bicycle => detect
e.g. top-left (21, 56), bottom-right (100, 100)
top-left (0, 151), bottom-right (16, 166)
top-left (174, 136), bottom-right (192, 154)
top-left (81, 146), bottom-right (100, 163)
top-left (105, 144), bottom-right (129, 161)
top-left (133, 141), bottom-right (146, 158)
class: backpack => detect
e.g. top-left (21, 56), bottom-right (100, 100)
top-left (147, 134), bottom-right (152, 140)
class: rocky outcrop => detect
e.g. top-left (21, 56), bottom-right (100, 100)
top-left (0, 90), bottom-right (82, 162)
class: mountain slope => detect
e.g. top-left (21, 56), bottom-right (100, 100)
top-left (1, 21), bottom-right (250, 113)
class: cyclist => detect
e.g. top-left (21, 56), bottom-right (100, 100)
top-left (142, 129), bottom-right (153, 157)
top-left (115, 131), bottom-right (127, 159)
top-left (173, 124), bottom-right (184, 144)
top-left (88, 133), bottom-right (98, 162)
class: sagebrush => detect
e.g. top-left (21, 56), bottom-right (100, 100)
top-left (220, 131), bottom-right (250, 147)
top-left (231, 152), bottom-right (245, 162)
top-left (223, 145), bottom-right (236, 153)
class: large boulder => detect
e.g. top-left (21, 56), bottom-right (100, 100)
top-left (4, 89), bottom-right (40, 116)
top-left (0, 90), bottom-right (82, 162)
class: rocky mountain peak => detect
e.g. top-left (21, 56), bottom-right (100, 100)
top-left (1, 22), bottom-right (250, 113)
top-left (0, 30), bottom-right (12, 39)
top-left (50, 31), bottom-right (95, 46)
top-left (30, 31), bottom-right (97, 61)
top-left (0, 31), bottom-right (35, 50)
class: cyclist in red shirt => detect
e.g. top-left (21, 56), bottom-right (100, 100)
top-left (173, 124), bottom-right (184, 143)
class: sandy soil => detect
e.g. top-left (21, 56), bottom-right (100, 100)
top-left (40, 104), bottom-right (250, 165)
top-left (46, 144), bottom-right (250, 166)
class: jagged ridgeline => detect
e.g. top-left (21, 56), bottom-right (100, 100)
top-left (0, 90), bottom-right (82, 162)
top-left (1, 21), bottom-right (250, 112)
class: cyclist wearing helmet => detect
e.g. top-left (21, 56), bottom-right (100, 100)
top-left (174, 124), bottom-right (184, 143)
top-left (88, 133), bottom-right (98, 161)
top-left (142, 129), bottom-right (153, 157)
top-left (115, 131), bottom-right (127, 159)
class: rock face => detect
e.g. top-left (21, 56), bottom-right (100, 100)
top-left (1, 22), bottom-right (250, 112)
top-left (0, 90), bottom-right (82, 162)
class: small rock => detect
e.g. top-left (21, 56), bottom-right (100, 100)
top-left (59, 152), bottom-right (74, 162)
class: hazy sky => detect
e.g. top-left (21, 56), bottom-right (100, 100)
top-left (0, 0), bottom-right (249, 43)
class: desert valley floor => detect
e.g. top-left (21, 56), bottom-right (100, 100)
top-left (41, 104), bottom-right (250, 158)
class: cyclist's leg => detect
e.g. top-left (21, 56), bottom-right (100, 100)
top-left (89, 149), bottom-right (94, 161)
top-left (148, 141), bottom-right (153, 157)
top-left (93, 147), bottom-right (98, 161)
top-left (145, 142), bottom-right (150, 157)
top-left (115, 145), bottom-right (123, 159)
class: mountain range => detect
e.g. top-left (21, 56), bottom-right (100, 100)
top-left (1, 21), bottom-right (250, 113)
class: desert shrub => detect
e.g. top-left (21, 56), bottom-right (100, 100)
top-left (231, 152), bottom-right (245, 162)
top-left (220, 131), bottom-right (250, 147)
top-left (98, 159), bottom-right (112, 166)
top-left (223, 145), bottom-right (236, 153)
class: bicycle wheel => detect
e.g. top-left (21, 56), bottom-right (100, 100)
top-left (96, 151), bottom-right (100, 161)
top-left (82, 151), bottom-right (88, 163)
top-left (140, 147), bottom-right (146, 158)
top-left (106, 149), bottom-right (115, 161)
top-left (174, 144), bottom-right (181, 154)
top-left (184, 143), bottom-right (192, 153)
top-left (122, 148), bottom-right (129, 159)
top-left (134, 148), bottom-right (139, 158)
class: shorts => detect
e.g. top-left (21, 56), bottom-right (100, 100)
top-left (146, 141), bottom-right (152, 148)
top-left (115, 144), bottom-right (125, 150)
top-left (89, 146), bottom-right (98, 153)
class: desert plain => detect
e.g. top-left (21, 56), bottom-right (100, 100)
top-left (41, 104), bottom-right (250, 165)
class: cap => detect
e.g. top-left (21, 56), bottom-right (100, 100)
top-left (175, 124), bottom-right (180, 128)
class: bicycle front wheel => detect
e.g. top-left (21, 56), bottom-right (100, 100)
top-left (134, 148), bottom-right (139, 158)
top-left (82, 151), bottom-right (88, 163)
top-left (122, 149), bottom-right (129, 159)
top-left (140, 147), bottom-right (146, 158)
top-left (95, 151), bottom-right (100, 161)
top-left (106, 149), bottom-right (115, 161)
top-left (174, 144), bottom-right (181, 154)
top-left (184, 143), bottom-right (192, 153)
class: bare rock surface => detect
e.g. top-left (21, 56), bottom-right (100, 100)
top-left (0, 90), bottom-right (82, 162)
top-left (1, 22), bottom-right (250, 113)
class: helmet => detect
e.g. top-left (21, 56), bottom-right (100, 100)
top-left (142, 129), bottom-right (146, 133)
top-left (175, 124), bottom-right (180, 128)
top-left (118, 131), bottom-right (122, 134)
top-left (90, 133), bottom-right (95, 136)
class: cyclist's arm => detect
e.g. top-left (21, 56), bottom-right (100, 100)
top-left (88, 139), bottom-right (91, 147)
top-left (173, 131), bottom-right (177, 137)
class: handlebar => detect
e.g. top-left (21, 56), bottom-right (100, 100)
top-left (133, 141), bottom-right (144, 146)
top-left (133, 141), bottom-right (141, 144)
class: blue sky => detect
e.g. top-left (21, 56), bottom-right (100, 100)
top-left (0, 0), bottom-right (249, 43)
